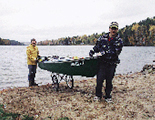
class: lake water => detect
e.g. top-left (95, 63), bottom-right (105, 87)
top-left (0, 45), bottom-right (154, 90)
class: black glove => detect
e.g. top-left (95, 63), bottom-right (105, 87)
top-left (89, 50), bottom-right (95, 57)
top-left (36, 55), bottom-right (41, 63)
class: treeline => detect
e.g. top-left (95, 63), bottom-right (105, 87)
top-left (119, 16), bottom-right (155, 46)
top-left (38, 33), bottom-right (105, 45)
top-left (1, 17), bottom-right (154, 46)
top-left (0, 38), bottom-right (24, 45)
top-left (38, 16), bottom-right (155, 46)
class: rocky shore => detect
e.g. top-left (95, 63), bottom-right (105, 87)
top-left (0, 64), bottom-right (155, 120)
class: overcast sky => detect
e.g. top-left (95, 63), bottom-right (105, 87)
top-left (0, 0), bottom-right (155, 42)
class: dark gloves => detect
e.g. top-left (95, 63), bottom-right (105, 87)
top-left (100, 51), bottom-right (106, 55)
top-left (89, 50), bottom-right (95, 57)
top-left (36, 55), bottom-right (41, 63)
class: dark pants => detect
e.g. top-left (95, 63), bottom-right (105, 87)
top-left (28, 65), bottom-right (36, 81)
top-left (96, 62), bottom-right (116, 98)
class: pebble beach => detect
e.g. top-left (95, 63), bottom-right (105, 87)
top-left (0, 64), bottom-right (155, 120)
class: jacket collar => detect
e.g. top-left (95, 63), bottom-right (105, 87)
top-left (104, 32), bottom-right (120, 39)
top-left (29, 44), bottom-right (36, 48)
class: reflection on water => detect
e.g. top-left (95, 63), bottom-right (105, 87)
top-left (0, 45), bottom-right (154, 90)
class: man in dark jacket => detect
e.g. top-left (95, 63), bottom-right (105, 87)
top-left (89, 22), bottom-right (123, 103)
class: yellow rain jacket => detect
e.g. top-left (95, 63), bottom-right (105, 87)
top-left (26, 44), bottom-right (39, 65)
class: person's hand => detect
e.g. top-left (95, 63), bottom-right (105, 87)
top-left (100, 51), bottom-right (105, 55)
top-left (89, 50), bottom-right (94, 57)
top-left (37, 55), bottom-right (41, 60)
top-left (36, 55), bottom-right (41, 63)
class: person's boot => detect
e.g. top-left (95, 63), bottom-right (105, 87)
top-left (32, 80), bottom-right (38, 86)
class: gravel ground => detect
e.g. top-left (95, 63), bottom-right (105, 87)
top-left (0, 65), bottom-right (155, 120)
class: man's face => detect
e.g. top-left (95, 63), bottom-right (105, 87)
top-left (31, 40), bottom-right (36, 46)
top-left (109, 27), bottom-right (118, 37)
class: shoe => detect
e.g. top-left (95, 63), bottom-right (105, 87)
top-left (94, 96), bottom-right (101, 101)
top-left (29, 80), bottom-right (38, 87)
top-left (32, 82), bottom-right (38, 86)
top-left (32, 80), bottom-right (38, 86)
top-left (105, 98), bottom-right (113, 103)
top-left (103, 95), bottom-right (112, 99)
